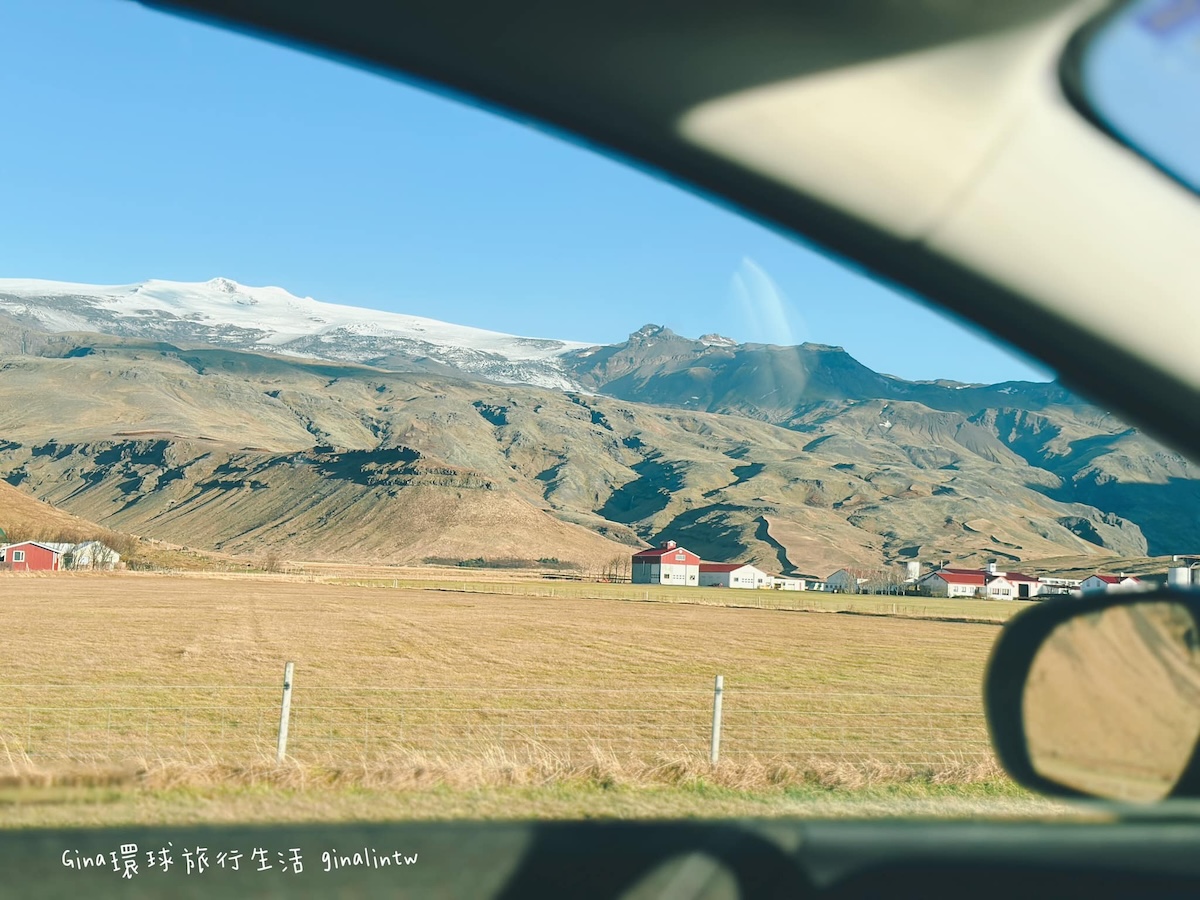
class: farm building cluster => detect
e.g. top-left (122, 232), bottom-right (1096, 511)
top-left (0, 540), bottom-right (121, 572)
top-left (631, 541), bottom-right (815, 591)
top-left (826, 561), bottom-right (1065, 598)
top-left (633, 541), bottom-right (1200, 599)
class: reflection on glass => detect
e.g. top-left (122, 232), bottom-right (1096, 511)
top-left (1024, 601), bottom-right (1200, 802)
top-left (1075, 0), bottom-right (1200, 192)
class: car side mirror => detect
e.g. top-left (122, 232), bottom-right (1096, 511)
top-left (985, 587), bottom-right (1200, 803)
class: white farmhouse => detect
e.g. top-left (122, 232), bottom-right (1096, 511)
top-left (1081, 573), bottom-right (1142, 593)
top-left (920, 566), bottom-right (1036, 600)
top-left (920, 569), bottom-right (986, 598)
top-left (982, 575), bottom-right (1015, 599)
top-left (999, 571), bottom-right (1042, 599)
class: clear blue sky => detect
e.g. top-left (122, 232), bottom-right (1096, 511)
top-left (0, 0), bottom-right (1052, 384)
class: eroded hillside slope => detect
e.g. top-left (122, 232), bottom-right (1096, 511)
top-left (2, 330), bottom-right (1186, 574)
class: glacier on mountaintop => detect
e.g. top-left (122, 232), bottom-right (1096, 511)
top-left (0, 277), bottom-right (592, 390)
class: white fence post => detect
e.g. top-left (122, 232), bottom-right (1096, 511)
top-left (710, 675), bottom-right (724, 765)
top-left (276, 661), bottom-right (294, 763)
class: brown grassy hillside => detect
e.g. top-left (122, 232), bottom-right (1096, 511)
top-left (0, 479), bottom-right (101, 541)
top-left (0, 335), bottom-right (1189, 573)
top-left (0, 478), bottom-right (255, 571)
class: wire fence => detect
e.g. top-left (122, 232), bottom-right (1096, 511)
top-left (0, 678), bottom-right (994, 768)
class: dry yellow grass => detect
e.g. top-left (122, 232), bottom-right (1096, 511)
top-left (0, 572), bottom-right (1018, 823)
top-left (0, 746), bottom-right (1004, 792)
top-left (0, 779), bottom-right (1070, 829)
top-left (80, 563), bottom-right (1035, 622)
top-left (323, 574), bottom-right (1034, 622)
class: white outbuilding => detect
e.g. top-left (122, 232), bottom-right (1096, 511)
top-left (38, 541), bottom-right (121, 570)
top-left (699, 562), bottom-right (772, 589)
top-left (1080, 573), bottom-right (1142, 593)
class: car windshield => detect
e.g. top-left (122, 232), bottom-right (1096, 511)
top-left (3, 0), bottom-right (1198, 852)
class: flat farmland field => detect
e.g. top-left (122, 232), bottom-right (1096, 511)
top-left (0, 573), bottom-right (1066, 826)
top-left (324, 574), bottom-right (1036, 623)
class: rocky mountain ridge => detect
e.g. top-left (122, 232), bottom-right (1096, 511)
top-left (1, 281), bottom-right (1197, 573)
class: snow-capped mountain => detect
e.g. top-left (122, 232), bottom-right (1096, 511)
top-left (0, 277), bottom-right (591, 390)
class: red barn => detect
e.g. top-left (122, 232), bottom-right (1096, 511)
top-left (631, 540), bottom-right (700, 586)
top-left (0, 541), bottom-right (64, 572)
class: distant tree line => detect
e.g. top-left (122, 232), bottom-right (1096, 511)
top-left (592, 555), bottom-right (631, 583)
top-left (423, 556), bottom-right (582, 571)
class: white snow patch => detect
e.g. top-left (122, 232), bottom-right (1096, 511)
top-left (0, 277), bottom-right (589, 361)
top-left (0, 277), bottom-right (593, 390)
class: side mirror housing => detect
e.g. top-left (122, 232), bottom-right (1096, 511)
top-left (986, 587), bottom-right (1200, 803)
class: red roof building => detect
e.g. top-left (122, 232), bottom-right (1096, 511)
top-left (632, 540), bottom-right (700, 586)
top-left (921, 569), bottom-right (1025, 599)
top-left (0, 541), bottom-right (64, 572)
top-left (919, 565), bottom-right (1044, 599)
